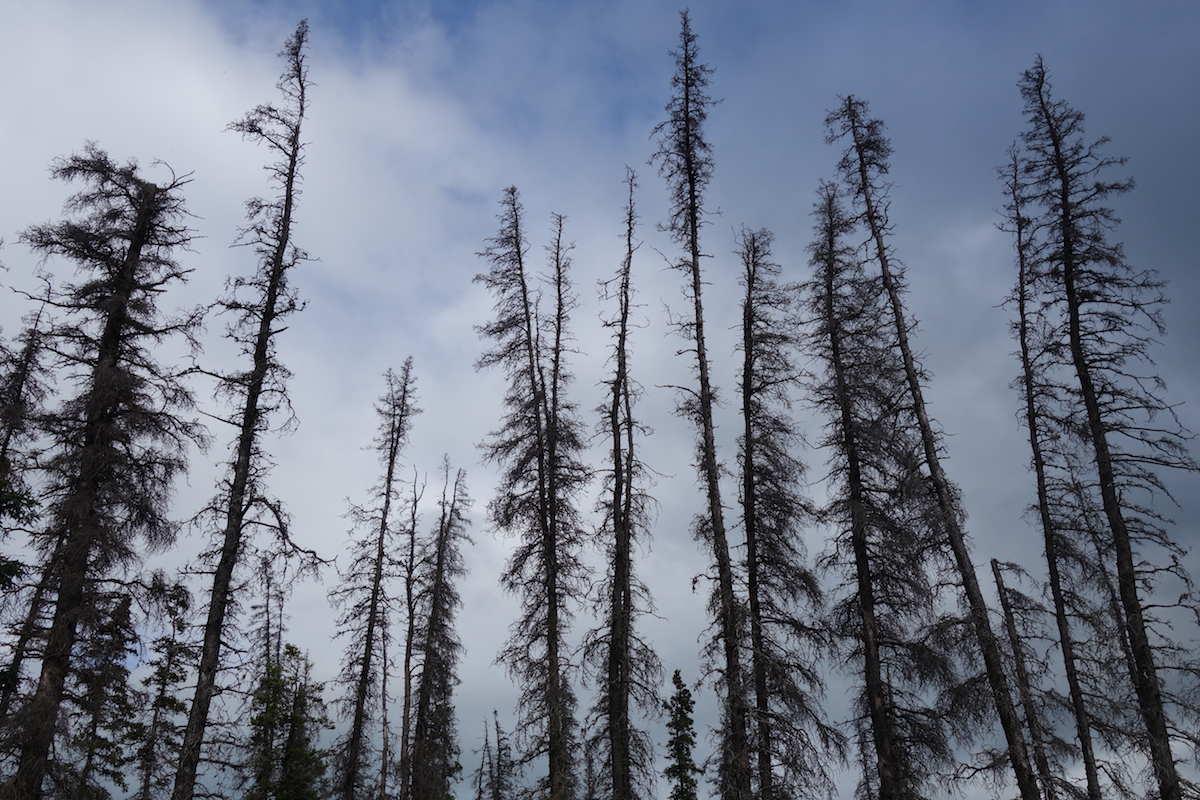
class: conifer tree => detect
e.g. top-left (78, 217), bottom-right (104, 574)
top-left (2, 145), bottom-right (203, 800)
top-left (826, 96), bottom-right (1038, 800)
top-left (803, 180), bottom-right (956, 800)
top-left (409, 461), bottom-right (471, 800)
top-left (1012, 57), bottom-right (1200, 800)
top-left (650, 15), bottom-right (749, 799)
top-left (133, 583), bottom-right (195, 800)
top-left (244, 644), bottom-right (330, 800)
top-left (999, 145), bottom-right (1107, 800)
top-left (472, 712), bottom-right (515, 800)
top-left (475, 192), bottom-right (590, 800)
top-left (0, 301), bottom-right (52, 713)
top-left (57, 592), bottom-right (140, 799)
top-left (173, 21), bottom-right (313, 800)
top-left (736, 226), bottom-right (841, 799)
top-left (330, 361), bottom-right (420, 800)
top-left (663, 671), bottom-right (700, 800)
top-left (583, 169), bottom-right (661, 800)
top-left (397, 470), bottom-right (425, 800)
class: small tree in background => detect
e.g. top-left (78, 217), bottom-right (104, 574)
top-left (330, 361), bottom-right (420, 800)
top-left (663, 671), bottom-right (701, 800)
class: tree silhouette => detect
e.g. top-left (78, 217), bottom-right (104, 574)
top-left (650, 15), bottom-right (749, 800)
top-left (1012, 56), bottom-right (1200, 800)
top-left (330, 361), bottom-right (420, 800)
top-left (3, 145), bottom-right (202, 800)
top-left (173, 21), bottom-right (314, 800)
top-left (475, 191), bottom-right (590, 800)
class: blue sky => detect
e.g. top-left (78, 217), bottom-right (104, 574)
top-left (1, 0), bottom-right (1198, 796)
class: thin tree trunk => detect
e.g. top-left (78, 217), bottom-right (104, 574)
top-left (842, 98), bottom-right (1039, 800)
top-left (378, 622), bottom-right (390, 800)
top-left (172, 26), bottom-right (308, 800)
top-left (605, 179), bottom-right (637, 800)
top-left (1061, 253), bottom-right (1179, 800)
top-left (544, 214), bottom-right (572, 800)
top-left (992, 560), bottom-right (1056, 800)
top-left (340, 369), bottom-right (410, 800)
top-left (1004, 150), bottom-right (1102, 800)
top-left (741, 256), bottom-right (773, 800)
top-left (0, 557), bottom-right (54, 720)
top-left (1036, 84), bottom-right (1181, 798)
top-left (819, 233), bottom-right (903, 800)
top-left (681, 73), bottom-right (748, 800)
top-left (398, 473), bottom-right (423, 800)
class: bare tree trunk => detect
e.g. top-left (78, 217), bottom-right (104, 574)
top-left (338, 363), bottom-right (415, 800)
top-left (172, 22), bottom-right (310, 800)
top-left (815, 208), bottom-right (902, 800)
top-left (651, 15), bottom-right (747, 799)
top-left (992, 561), bottom-right (1056, 800)
top-left (1002, 148), bottom-right (1102, 800)
top-left (605, 180), bottom-right (636, 800)
top-left (834, 96), bottom-right (1039, 800)
top-left (397, 472), bottom-right (423, 800)
top-left (1061, 253), bottom-right (1179, 800)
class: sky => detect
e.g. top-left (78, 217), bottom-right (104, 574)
top-left (1, 0), bottom-right (1198, 797)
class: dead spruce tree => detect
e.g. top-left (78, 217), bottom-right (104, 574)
top-left (172, 20), bottom-right (313, 800)
top-left (0, 299), bottom-right (53, 717)
top-left (330, 361), bottom-right (420, 800)
top-left (650, 14), bottom-right (749, 800)
top-left (409, 460), bottom-right (472, 800)
top-left (583, 169), bottom-right (662, 800)
top-left (826, 95), bottom-right (1039, 800)
top-left (2, 145), bottom-right (203, 800)
top-left (735, 226), bottom-right (842, 799)
top-left (804, 180), bottom-right (956, 800)
top-left (1013, 57), bottom-right (1199, 800)
top-left (1000, 144), bottom-right (1114, 800)
top-left (475, 190), bottom-right (591, 800)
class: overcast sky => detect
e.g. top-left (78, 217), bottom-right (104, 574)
top-left (1, 0), bottom-right (1198, 797)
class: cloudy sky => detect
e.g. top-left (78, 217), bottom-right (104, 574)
top-left (1, 0), bottom-right (1198, 796)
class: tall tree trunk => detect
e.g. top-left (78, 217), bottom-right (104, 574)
top-left (1061, 246), bottom-right (1179, 800)
top-left (398, 473), bottom-right (423, 800)
top-left (1003, 148), bottom-right (1102, 800)
top-left (8, 190), bottom-right (159, 800)
top-left (650, 14), bottom-right (747, 798)
top-left (338, 364), bottom-right (414, 800)
top-left (605, 183), bottom-right (636, 800)
top-left (817, 223), bottom-right (902, 800)
top-left (172, 23), bottom-right (310, 800)
top-left (837, 96), bottom-right (1039, 800)
top-left (1035, 85), bottom-right (1181, 799)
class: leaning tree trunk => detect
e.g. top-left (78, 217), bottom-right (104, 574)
top-left (1003, 150), bottom-right (1102, 800)
top-left (842, 99), bottom-right (1039, 800)
top-left (172, 23), bottom-right (310, 800)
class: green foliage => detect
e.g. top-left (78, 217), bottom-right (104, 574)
top-left (663, 671), bottom-right (701, 800)
top-left (244, 644), bottom-right (332, 800)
